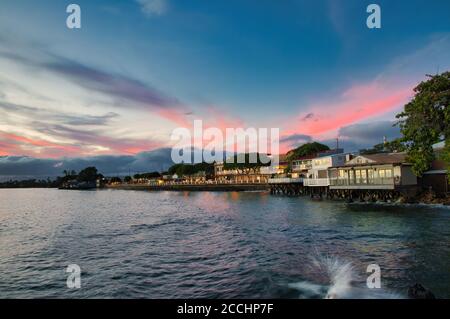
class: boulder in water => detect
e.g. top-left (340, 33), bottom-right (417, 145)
top-left (407, 283), bottom-right (436, 299)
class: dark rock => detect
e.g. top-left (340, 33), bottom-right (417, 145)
top-left (408, 283), bottom-right (436, 299)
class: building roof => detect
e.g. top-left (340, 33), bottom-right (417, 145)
top-left (292, 154), bottom-right (316, 161)
top-left (316, 148), bottom-right (344, 157)
top-left (344, 152), bottom-right (409, 166)
top-left (423, 169), bottom-right (447, 175)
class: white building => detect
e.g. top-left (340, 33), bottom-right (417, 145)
top-left (329, 153), bottom-right (417, 190)
top-left (303, 152), bottom-right (351, 187)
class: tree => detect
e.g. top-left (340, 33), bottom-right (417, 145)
top-left (133, 171), bottom-right (162, 180)
top-left (396, 72), bottom-right (450, 176)
top-left (442, 138), bottom-right (450, 177)
top-left (360, 138), bottom-right (407, 155)
top-left (109, 177), bottom-right (122, 184)
top-left (286, 142), bottom-right (330, 161)
top-left (77, 167), bottom-right (99, 182)
top-left (223, 153), bottom-right (271, 174)
top-left (167, 163), bottom-right (214, 177)
top-left (124, 176), bottom-right (132, 183)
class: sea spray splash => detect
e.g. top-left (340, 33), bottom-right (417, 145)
top-left (289, 255), bottom-right (404, 299)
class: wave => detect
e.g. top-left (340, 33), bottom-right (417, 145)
top-left (289, 255), bottom-right (404, 299)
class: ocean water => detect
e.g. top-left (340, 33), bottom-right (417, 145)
top-left (0, 188), bottom-right (449, 299)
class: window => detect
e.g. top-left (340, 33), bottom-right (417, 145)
top-left (385, 169), bottom-right (393, 178)
top-left (361, 170), bottom-right (367, 183)
top-left (318, 170), bottom-right (328, 178)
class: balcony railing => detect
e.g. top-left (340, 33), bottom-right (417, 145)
top-left (303, 178), bottom-right (330, 187)
top-left (268, 178), bottom-right (303, 184)
top-left (292, 164), bottom-right (312, 171)
top-left (330, 177), bottom-right (395, 186)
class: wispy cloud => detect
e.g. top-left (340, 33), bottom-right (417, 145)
top-left (0, 50), bottom-right (189, 119)
top-left (280, 133), bottom-right (312, 149)
top-left (0, 101), bottom-right (119, 126)
top-left (136, 0), bottom-right (168, 16)
top-left (0, 34), bottom-right (195, 157)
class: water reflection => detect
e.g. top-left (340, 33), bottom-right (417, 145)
top-left (0, 189), bottom-right (449, 298)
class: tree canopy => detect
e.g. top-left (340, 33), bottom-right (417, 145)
top-left (286, 142), bottom-right (330, 161)
top-left (396, 72), bottom-right (449, 176)
top-left (223, 153), bottom-right (271, 172)
top-left (360, 138), bottom-right (407, 155)
top-left (133, 171), bottom-right (161, 180)
top-left (168, 162), bottom-right (214, 177)
top-left (77, 166), bottom-right (101, 182)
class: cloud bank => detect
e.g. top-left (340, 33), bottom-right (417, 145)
top-left (0, 148), bottom-right (174, 181)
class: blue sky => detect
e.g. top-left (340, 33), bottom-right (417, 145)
top-left (0, 0), bottom-right (449, 176)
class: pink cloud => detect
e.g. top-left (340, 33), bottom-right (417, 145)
top-left (156, 109), bottom-right (192, 128)
top-left (0, 130), bottom-right (167, 158)
top-left (202, 106), bottom-right (245, 132)
top-left (283, 81), bottom-right (414, 139)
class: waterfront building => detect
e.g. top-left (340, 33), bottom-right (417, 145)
top-left (213, 162), bottom-right (270, 184)
top-left (328, 153), bottom-right (417, 190)
top-left (184, 171), bottom-right (207, 184)
top-left (260, 154), bottom-right (289, 176)
top-left (291, 155), bottom-right (315, 179)
top-left (303, 150), bottom-right (350, 187)
top-left (213, 154), bottom-right (288, 184)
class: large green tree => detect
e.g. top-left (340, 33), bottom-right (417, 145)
top-left (167, 162), bottom-right (215, 177)
top-left (77, 167), bottom-right (99, 182)
top-left (286, 142), bottom-right (330, 161)
top-left (223, 153), bottom-right (271, 174)
top-left (396, 72), bottom-right (450, 176)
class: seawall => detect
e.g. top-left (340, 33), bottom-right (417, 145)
top-left (105, 184), bottom-right (269, 192)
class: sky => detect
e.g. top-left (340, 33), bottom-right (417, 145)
top-left (0, 0), bottom-right (449, 178)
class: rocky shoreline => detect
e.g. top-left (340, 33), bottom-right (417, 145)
top-left (399, 191), bottom-right (450, 206)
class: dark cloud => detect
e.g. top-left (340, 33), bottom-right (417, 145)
top-left (337, 120), bottom-right (401, 151)
top-left (27, 122), bottom-right (164, 155)
top-left (280, 133), bottom-right (312, 148)
top-left (44, 57), bottom-right (182, 110)
top-left (300, 113), bottom-right (315, 121)
top-left (0, 101), bottom-right (119, 126)
top-left (0, 148), bottom-right (174, 181)
top-left (0, 49), bottom-right (187, 114)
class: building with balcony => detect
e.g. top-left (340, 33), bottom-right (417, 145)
top-left (291, 155), bottom-right (314, 179)
top-left (329, 153), bottom-right (417, 190)
top-left (213, 162), bottom-right (270, 184)
top-left (303, 150), bottom-right (350, 187)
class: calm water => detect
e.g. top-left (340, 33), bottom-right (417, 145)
top-left (0, 189), bottom-right (449, 298)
